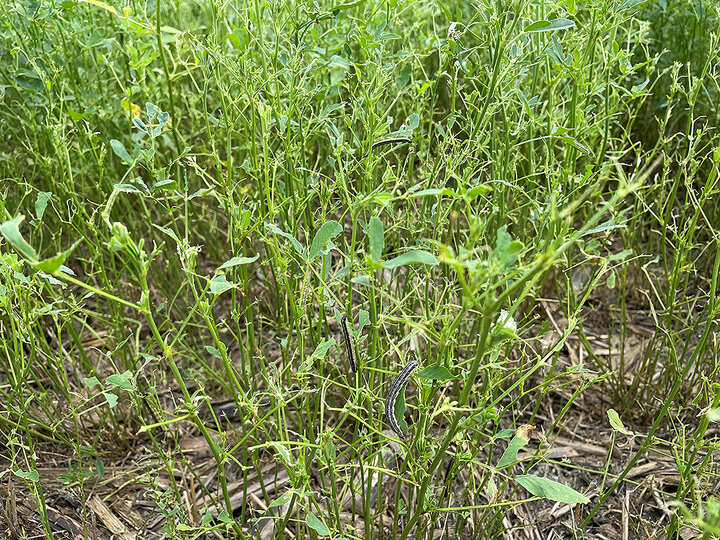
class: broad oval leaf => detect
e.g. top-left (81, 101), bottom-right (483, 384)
top-left (309, 220), bottom-right (343, 260)
top-left (84, 376), bottom-right (102, 389)
top-left (515, 474), bottom-right (589, 504)
top-left (368, 216), bottom-right (384, 263)
top-left (34, 253), bottom-right (69, 274)
top-left (110, 139), bottom-right (133, 163)
top-left (382, 249), bottom-right (438, 269)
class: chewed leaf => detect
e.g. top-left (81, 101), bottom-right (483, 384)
top-left (13, 469), bottom-right (39, 482)
top-left (35, 192), bottom-right (52, 220)
top-left (106, 371), bottom-right (135, 391)
top-left (515, 474), bottom-right (589, 504)
top-left (269, 489), bottom-right (296, 509)
top-left (210, 274), bottom-right (235, 294)
top-left (497, 425), bottom-right (534, 469)
top-left (103, 392), bottom-right (119, 408)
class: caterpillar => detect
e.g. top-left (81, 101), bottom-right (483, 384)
top-left (339, 314), bottom-right (357, 373)
top-left (371, 136), bottom-right (412, 150)
top-left (385, 360), bottom-right (420, 438)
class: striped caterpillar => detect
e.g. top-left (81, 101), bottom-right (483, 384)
top-left (339, 314), bottom-right (357, 373)
top-left (385, 360), bottom-right (420, 438)
top-left (371, 136), bottom-right (412, 150)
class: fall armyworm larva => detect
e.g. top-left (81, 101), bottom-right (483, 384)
top-left (371, 136), bottom-right (412, 150)
top-left (339, 314), bottom-right (357, 373)
top-left (385, 360), bottom-right (420, 438)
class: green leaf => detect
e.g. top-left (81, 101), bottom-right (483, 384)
top-left (497, 433), bottom-right (530, 469)
top-left (156, 110), bottom-right (170, 129)
top-left (146, 102), bottom-right (159, 121)
top-left (607, 409), bottom-right (632, 435)
top-left (271, 442), bottom-right (293, 466)
top-left (34, 192), bottom-right (52, 220)
top-left (525, 18), bottom-right (575, 33)
top-left (495, 225), bottom-right (511, 255)
top-left (382, 250), bottom-right (438, 269)
top-left (417, 366), bottom-right (456, 381)
top-left (13, 469), bottom-right (39, 482)
top-left (114, 184), bottom-right (143, 194)
top-left (217, 254), bottom-right (259, 271)
top-left (34, 253), bottom-right (68, 274)
top-left (358, 309), bottom-right (370, 331)
top-left (0, 216), bottom-right (38, 262)
top-left (110, 139), bottom-right (133, 163)
top-left (311, 339), bottom-right (336, 360)
top-left (210, 274), bottom-right (235, 295)
top-left (265, 222), bottom-right (304, 254)
top-left (205, 346), bottom-right (222, 358)
top-left (269, 490), bottom-right (295, 509)
top-left (368, 217), bottom-right (384, 263)
top-left (330, 0), bottom-right (365, 12)
top-left (466, 184), bottom-right (491, 200)
top-left (408, 188), bottom-right (459, 199)
top-left (309, 220), bottom-right (343, 260)
top-left (106, 371), bottom-right (135, 391)
top-left (305, 512), bottom-right (330, 536)
top-left (84, 376), bottom-right (102, 388)
top-left (217, 510), bottom-right (232, 523)
top-left (515, 474), bottom-right (589, 504)
top-left (407, 113), bottom-right (420, 131)
top-left (103, 392), bottom-right (119, 408)
top-left (494, 226), bottom-right (523, 268)
top-left (34, 240), bottom-right (80, 274)
top-left (561, 136), bottom-right (591, 155)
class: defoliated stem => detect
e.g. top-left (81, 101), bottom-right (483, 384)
top-left (398, 312), bottom-right (493, 540)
